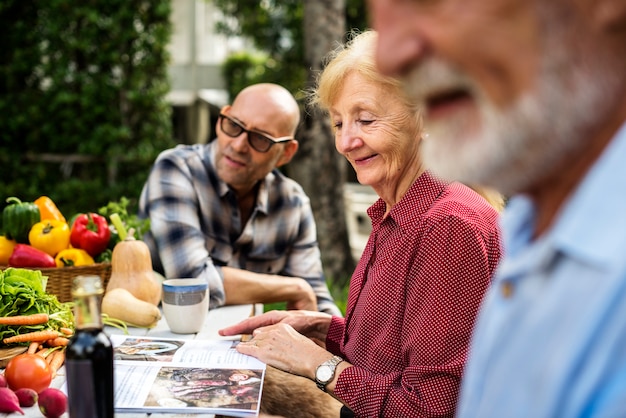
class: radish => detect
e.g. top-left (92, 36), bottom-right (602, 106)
top-left (0, 387), bottom-right (24, 414)
top-left (0, 374), bottom-right (7, 388)
top-left (15, 388), bottom-right (38, 407)
top-left (38, 388), bottom-right (67, 418)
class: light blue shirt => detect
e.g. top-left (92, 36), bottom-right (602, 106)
top-left (457, 121), bottom-right (626, 418)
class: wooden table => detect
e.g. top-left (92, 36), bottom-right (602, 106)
top-left (10, 304), bottom-right (262, 418)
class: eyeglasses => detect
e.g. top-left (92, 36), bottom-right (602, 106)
top-left (218, 113), bottom-right (293, 153)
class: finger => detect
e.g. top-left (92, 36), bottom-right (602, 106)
top-left (236, 339), bottom-right (259, 353)
top-left (252, 327), bottom-right (265, 337)
top-left (219, 319), bottom-right (257, 336)
top-left (219, 313), bottom-right (277, 336)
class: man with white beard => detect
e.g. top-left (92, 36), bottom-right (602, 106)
top-left (368, 0), bottom-right (626, 417)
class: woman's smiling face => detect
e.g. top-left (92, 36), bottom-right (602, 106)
top-left (330, 72), bottom-right (423, 200)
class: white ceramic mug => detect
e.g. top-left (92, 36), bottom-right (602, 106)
top-left (161, 278), bottom-right (209, 334)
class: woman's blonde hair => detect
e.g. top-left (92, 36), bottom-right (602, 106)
top-left (308, 30), bottom-right (507, 212)
top-left (308, 30), bottom-right (421, 129)
top-left (468, 185), bottom-right (507, 212)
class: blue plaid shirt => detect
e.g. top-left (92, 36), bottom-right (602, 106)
top-left (138, 141), bottom-right (340, 315)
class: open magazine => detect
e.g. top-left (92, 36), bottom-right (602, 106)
top-left (110, 334), bottom-right (266, 417)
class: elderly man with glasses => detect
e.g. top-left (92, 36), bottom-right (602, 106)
top-left (138, 83), bottom-right (341, 315)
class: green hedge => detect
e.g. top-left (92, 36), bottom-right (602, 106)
top-left (0, 0), bottom-right (176, 216)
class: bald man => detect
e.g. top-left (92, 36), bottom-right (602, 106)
top-left (139, 83), bottom-right (341, 315)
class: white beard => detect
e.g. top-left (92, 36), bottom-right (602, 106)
top-left (402, 29), bottom-right (619, 196)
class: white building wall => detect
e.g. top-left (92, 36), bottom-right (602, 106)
top-left (167, 0), bottom-right (249, 105)
top-left (167, 0), bottom-right (253, 143)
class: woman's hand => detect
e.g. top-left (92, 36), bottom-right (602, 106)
top-left (236, 322), bottom-right (331, 380)
top-left (219, 309), bottom-right (332, 342)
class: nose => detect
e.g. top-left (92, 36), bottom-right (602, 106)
top-left (335, 122), bottom-right (363, 156)
top-left (230, 131), bottom-right (250, 153)
top-left (368, 0), bottom-right (426, 77)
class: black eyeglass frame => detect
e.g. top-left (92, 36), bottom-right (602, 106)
top-left (218, 113), bottom-right (294, 153)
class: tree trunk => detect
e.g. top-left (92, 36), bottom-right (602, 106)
top-left (288, 0), bottom-right (355, 290)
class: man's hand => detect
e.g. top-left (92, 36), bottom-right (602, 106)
top-left (285, 278), bottom-right (317, 311)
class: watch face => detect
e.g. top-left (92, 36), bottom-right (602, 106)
top-left (316, 366), bottom-right (333, 382)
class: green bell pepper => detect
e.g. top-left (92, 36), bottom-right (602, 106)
top-left (2, 197), bottom-right (41, 243)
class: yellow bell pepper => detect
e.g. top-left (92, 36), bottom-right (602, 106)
top-left (0, 235), bottom-right (17, 265)
top-left (28, 220), bottom-right (71, 257)
top-left (55, 248), bottom-right (95, 267)
top-left (34, 196), bottom-right (66, 222)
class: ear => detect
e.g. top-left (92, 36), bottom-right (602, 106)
top-left (216, 105), bottom-right (231, 131)
top-left (276, 140), bottom-right (299, 167)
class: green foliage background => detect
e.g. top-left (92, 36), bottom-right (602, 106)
top-left (0, 0), bottom-right (176, 217)
top-left (214, 0), bottom-right (369, 101)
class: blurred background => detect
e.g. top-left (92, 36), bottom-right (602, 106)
top-left (0, 0), bottom-right (377, 303)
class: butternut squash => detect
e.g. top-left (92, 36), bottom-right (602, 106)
top-left (106, 235), bottom-right (161, 306)
top-left (101, 288), bottom-right (161, 328)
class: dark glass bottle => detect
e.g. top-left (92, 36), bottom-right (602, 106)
top-left (65, 275), bottom-right (114, 418)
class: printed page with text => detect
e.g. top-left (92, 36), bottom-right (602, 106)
top-left (110, 335), bottom-right (265, 417)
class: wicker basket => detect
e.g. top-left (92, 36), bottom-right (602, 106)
top-left (42, 263), bottom-right (112, 302)
top-left (1, 263), bottom-right (112, 303)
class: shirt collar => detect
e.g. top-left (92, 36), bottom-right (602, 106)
top-left (502, 121), bottom-right (626, 273)
top-left (553, 121), bottom-right (626, 268)
top-left (368, 170), bottom-right (448, 229)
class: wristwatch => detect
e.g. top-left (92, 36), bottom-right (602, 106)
top-left (315, 355), bottom-right (344, 392)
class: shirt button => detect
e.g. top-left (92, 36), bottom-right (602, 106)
top-left (501, 282), bottom-right (514, 298)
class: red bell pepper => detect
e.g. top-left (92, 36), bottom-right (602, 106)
top-left (70, 213), bottom-right (111, 257)
top-left (8, 244), bottom-right (56, 268)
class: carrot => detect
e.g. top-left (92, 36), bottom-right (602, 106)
top-left (36, 346), bottom-right (48, 357)
top-left (49, 350), bottom-right (65, 379)
top-left (59, 327), bottom-right (73, 336)
top-left (36, 346), bottom-right (57, 360)
top-left (0, 313), bottom-right (49, 326)
top-left (27, 341), bottom-right (40, 354)
top-left (46, 337), bottom-right (69, 347)
top-left (2, 330), bottom-right (60, 345)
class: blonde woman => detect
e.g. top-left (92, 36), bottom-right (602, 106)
top-left (221, 31), bottom-right (502, 417)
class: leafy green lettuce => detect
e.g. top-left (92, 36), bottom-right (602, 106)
top-left (0, 268), bottom-right (75, 344)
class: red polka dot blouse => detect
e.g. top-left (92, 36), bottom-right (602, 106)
top-left (326, 171), bottom-right (502, 417)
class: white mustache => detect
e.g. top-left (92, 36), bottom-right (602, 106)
top-left (401, 58), bottom-right (478, 107)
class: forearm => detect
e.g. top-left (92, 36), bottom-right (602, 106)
top-left (222, 266), bottom-right (316, 309)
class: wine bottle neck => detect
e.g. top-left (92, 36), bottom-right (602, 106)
top-left (74, 294), bottom-right (104, 329)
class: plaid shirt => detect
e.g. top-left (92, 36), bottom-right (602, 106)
top-left (326, 172), bottom-right (502, 417)
top-left (138, 141), bottom-right (340, 315)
